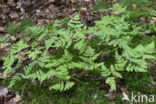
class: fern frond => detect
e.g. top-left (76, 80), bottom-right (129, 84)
top-left (106, 77), bottom-right (116, 91)
top-left (2, 54), bottom-right (17, 78)
top-left (26, 26), bottom-right (49, 40)
top-left (11, 40), bottom-right (28, 54)
top-left (8, 73), bottom-right (22, 88)
top-left (50, 81), bottom-right (75, 91)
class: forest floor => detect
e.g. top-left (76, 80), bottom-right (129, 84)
top-left (0, 0), bottom-right (156, 104)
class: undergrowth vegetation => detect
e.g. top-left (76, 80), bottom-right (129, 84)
top-left (0, 1), bottom-right (156, 104)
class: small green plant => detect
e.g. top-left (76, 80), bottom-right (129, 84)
top-left (93, 0), bottom-right (111, 12)
top-left (120, 0), bottom-right (150, 9)
top-left (7, 17), bottom-right (33, 35)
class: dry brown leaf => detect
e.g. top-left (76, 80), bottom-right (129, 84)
top-left (9, 11), bottom-right (19, 19)
top-left (2, 6), bottom-right (10, 13)
top-left (139, 17), bottom-right (146, 24)
top-left (150, 17), bottom-right (156, 25)
top-left (0, 43), bottom-right (11, 49)
top-left (132, 4), bottom-right (140, 11)
top-left (85, 0), bottom-right (91, 2)
top-left (7, 94), bottom-right (21, 104)
top-left (105, 91), bottom-right (116, 101)
top-left (0, 27), bottom-right (6, 33)
top-left (80, 7), bottom-right (87, 12)
top-left (7, 0), bottom-right (16, 6)
top-left (120, 87), bottom-right (128, 93)
top-left (72, 0), bottom-right (78, 4)
top-left (10, 36), bottom-right (17, 41)
top-left (0, 87), bottom-right (8, 97)
top-left (22, 56), bottom-right (28, 61)
top-left (49, 0), bottom-right (55, 2)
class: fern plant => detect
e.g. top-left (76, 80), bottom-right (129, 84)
top-left (7, 17), bottom-right (33, 35)
top-left (2, 4), bottom-right (156, 92)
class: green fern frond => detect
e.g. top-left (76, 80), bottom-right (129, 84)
top-left (26, 48), bottom-right (41, 60)
top-left (2, 54), bottom-right (16, 78)
top-left (26, 26), bottom-right (49, 40)
top-left (106, 77), bottom-right (116, 91)
top-left (8, 73), bottom-right (22, 88)
top-left (11, 40), bottom-right (28, 54)
top-left (50, 81), bottom-right (75, 91)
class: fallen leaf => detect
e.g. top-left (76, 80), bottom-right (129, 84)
top-left (18, 52), bottom-right (25, 57)
top-left (85, 0), bottom-right (91, 2)
top-left (132, 4), bottom-right (140, 11)
top-left (10, 36), bottom-right (17, 41)
top-left (152, 17), bottom-right (156, 21)
top-left (139, 17), bottom-right (146, 24)
top-left (0, 43), bottom-right (11, 49)
top-left (0, 87), bottom-right (8, 97)
top-left (9, 11), bottom-right (19, 19)
top-left (22, 56), bottom-right (28, 61)
top-left (7, 94), bottom-right (21, 104)
top-left (7, 0), bottom-right (16, 6)
top-left (49, 0), bottom-right (55, 2)
top-left (72, 0), bottom-right (78, 4)
top-left (120, 87), bottom-right (128, 93)
top-left (80, 7), bottom-right (87, 12)
top-left (0, 27), bottom-right (6, 33)
top-left (150, 17), bottom-right (156, 25)
top-left (105, 91), bottom-right (116, 101)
